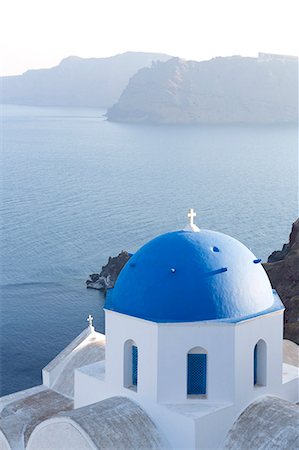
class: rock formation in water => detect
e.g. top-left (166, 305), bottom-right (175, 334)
top-left (263, 218), bottom-right (299, 344)
top-left (86, 251), bottom-right (131, 290)
top-left (1, 52), bottom-right (171, 108)
top-left (107, 53), bottom-right (298, 124)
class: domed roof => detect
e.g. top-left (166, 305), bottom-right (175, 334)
top-left (105, 224), bottom-right (283, 323)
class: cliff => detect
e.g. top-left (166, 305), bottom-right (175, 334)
top-left (263, 218), bottom-right (299, 344)
top-left (1, 52), bottom-right (171, 108)
top-left (86, 251), bottom-right (131, 290)
top-left (107, 53), bottom-right (298, 124)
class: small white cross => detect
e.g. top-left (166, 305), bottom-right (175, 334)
top-left (183, 208), bottom-right (200, 232)
top-left (188, 208), bottom-right (197, 226)
top-left (87, 314), bottom-right (93, 327)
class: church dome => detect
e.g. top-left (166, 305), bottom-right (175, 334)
top-left (105, 222), bottom-right (283, 323)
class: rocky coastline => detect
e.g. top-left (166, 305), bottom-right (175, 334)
top-left (86, 251), bottom-right (131, 291)
top-left (263, 218), bottom-right (299, 344)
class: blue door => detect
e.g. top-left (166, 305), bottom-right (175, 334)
top-left (132, 345), bottom-right (138, 386)
top-left (187, 353), bottom-right (207, 395)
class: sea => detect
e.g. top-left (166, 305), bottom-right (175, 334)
top-left (0, 104), bottom-right (298, 396)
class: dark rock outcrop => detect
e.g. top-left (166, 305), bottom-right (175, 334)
top-left (107, 53), bottom-right (298, 124)
top-left (263, 219), bottom-right (299, 344)
top-left (86, 251), bottom-right (131, 290)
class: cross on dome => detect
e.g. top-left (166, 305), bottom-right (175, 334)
top-left (87, 314), bottom-right (94, 328)
top-left (188, 208), bottom-right (196, 226)
top-left (184, 208), bottom-right (200, 232)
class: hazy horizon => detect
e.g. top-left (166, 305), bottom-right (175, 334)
top-left (2, 49), bottom-right (299, 78)
top-left (1, 0), bottom-right (298, 76)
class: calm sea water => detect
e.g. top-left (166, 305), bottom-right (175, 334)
top-left (0, 105), bottom-right (298, 396)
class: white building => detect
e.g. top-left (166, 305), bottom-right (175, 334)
top-left (0, 210), bottom-right (298, 450)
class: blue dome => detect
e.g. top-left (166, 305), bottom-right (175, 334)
top-left (105, 230), bottom-right (283, 323)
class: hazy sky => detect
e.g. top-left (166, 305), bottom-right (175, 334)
top-left (1, 0), bottom-right (298, 76)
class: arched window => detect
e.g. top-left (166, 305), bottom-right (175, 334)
top-left (187, 347), bottom-right (207, 397)
top-left (253, 339), bottom-right (267, 386)
top-left (124, 340), bottom-right (138, 391)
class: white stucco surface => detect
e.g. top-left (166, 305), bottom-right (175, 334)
top-left (43, 328), bottom-right (105, 398)
top-left (164, 401), bottom-right (231, 419)
top-left (1, 315), bottom-right (298, 450)
top-left (0, 389), bottom-right (73, 450)
top-left (282, 363), bottom-right (299, 383)
top-left (283, 339), bottom-right (299, 367)
top-left (73, 308), bottom-right (299, 450)
top-left (224, 396), bottom-right (299, 450)
top-left (0, 386), bottom-right (46, 414)
top-left (77, 361), bottom-right (105, 380)
top-left (27, 396), bottom-right (168, 450)
top-left (27, 420), bottom-right (97, 450)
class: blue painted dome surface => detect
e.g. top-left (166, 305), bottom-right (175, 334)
top-left (105, 230), bottom-right (283, 322)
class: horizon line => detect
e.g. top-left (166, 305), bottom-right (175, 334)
top-left (2, 50), bottom-right (298, 78)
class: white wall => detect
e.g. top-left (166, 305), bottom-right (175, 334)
top-left (85, 310), bottom-right (287, 410)
top-left (194, 404), bottom-right (235, 450)
top-left (104, 311), bottom-right (238, 405)
top-left (105, 310), bottom-right (159, 402)
top-left (75, 370), bottom-right (107, 409)
top-left (74, 309), bottom-right (293, 450)
top-left (282, 370), bottom-right (299, 402)
top-left (156, 322), bottom-right (235, 403)
top-left (234, 311), bottom-right (284, 408)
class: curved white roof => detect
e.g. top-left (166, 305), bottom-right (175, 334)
top-left (224, 396), bottom-right (299, 450)
top-left (27, 396), bottom-right (168, 450)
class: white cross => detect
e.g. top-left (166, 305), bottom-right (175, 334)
top-left (87, 314), bottom-right (93, 327)
top-left (188, 208), bottom-right (197, 226)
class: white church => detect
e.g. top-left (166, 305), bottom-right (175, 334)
top-left (0, 210), bottom-right (298, 450)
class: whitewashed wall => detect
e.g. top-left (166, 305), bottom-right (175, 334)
top-left (74, 308), bottom-right (297, 450)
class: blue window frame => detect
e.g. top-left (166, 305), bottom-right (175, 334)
top-left (132, 345), bottom-right (138, 386)
top-left (187, 353), bottom-right (207, 395)
top-left (254, 344), bottom-right (258, 385)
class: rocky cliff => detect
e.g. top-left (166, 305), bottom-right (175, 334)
top-left (107, 53), bottom-right (298, 124)
top-left (1, 52), bottom-right (171, 108)
top-left (263, 218), bottom-right (299, 344)
top-left (86, 251), bottom-right (131, 290)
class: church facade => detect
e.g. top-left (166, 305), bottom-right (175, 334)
top-left (1, 210), bottom-right (298, 449)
